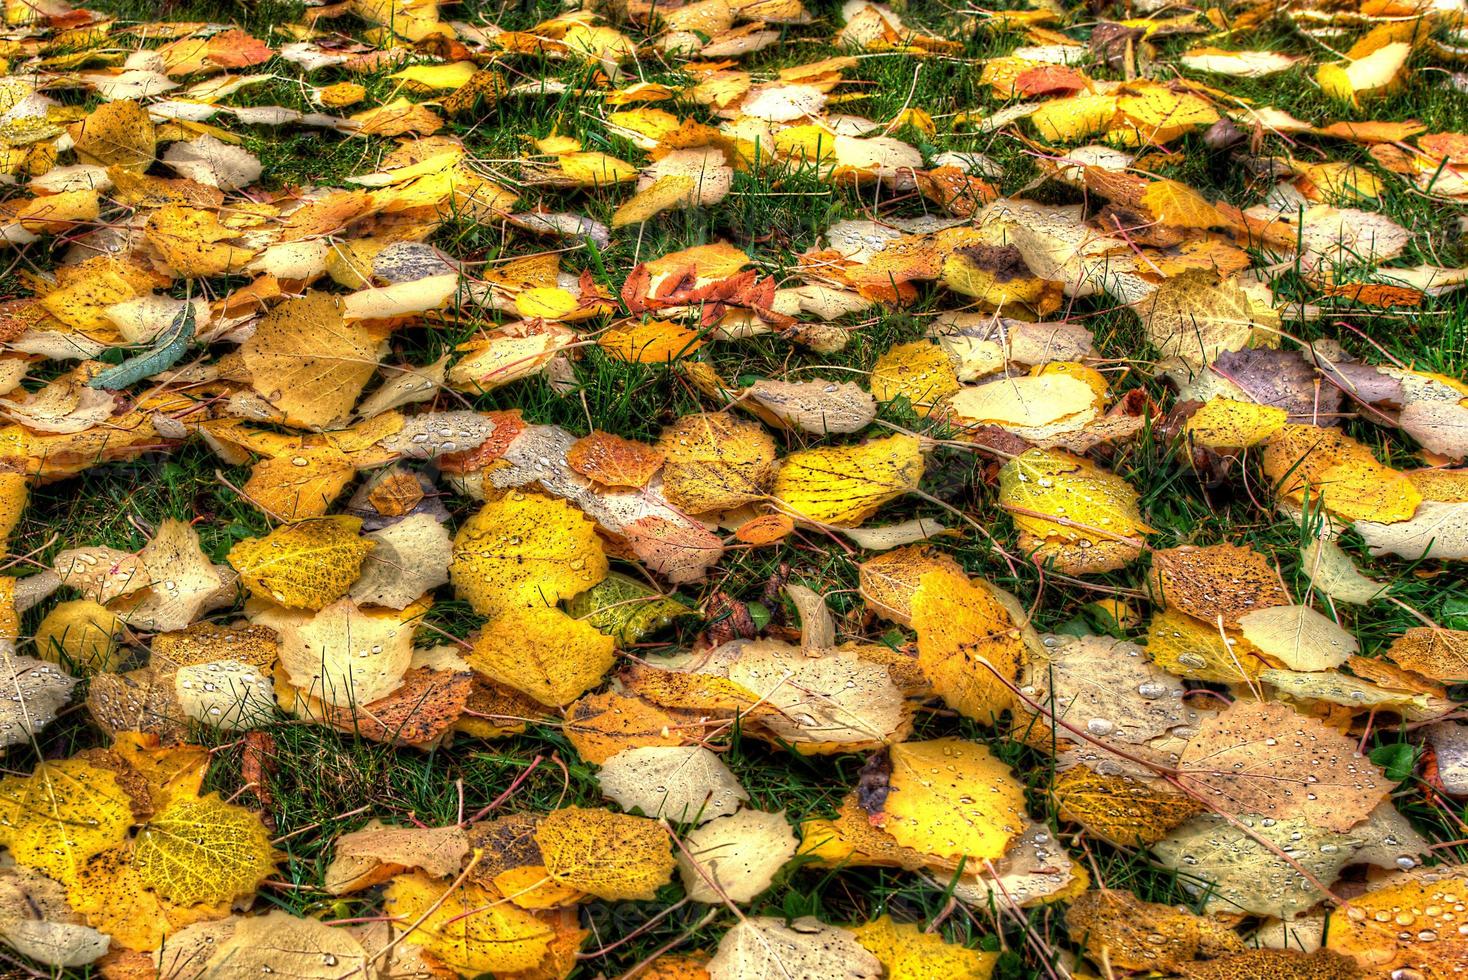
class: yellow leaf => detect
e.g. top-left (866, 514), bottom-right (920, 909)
top-left (389, 61), bottom-right (478, 91)
top-left (1317, 42), bottom-right (1411, 104)
top-left (1065, 888), bottom-right (1244, 972)
top-left (612, 174), bottom-right (697, 228)
top-left (852, 915), bottom-right (998, 980)
top-left (598, 320), bottom-right (703, 363)
top-left (513, 286), bottom-right (579, 320)
top-left (881, 738), bottom-right (1027, 863)
top-left (1183, 397), bottom-right (1288, 448)
top-left (239, 290), bottom-right (381, 431)
top-left (869, 341), bottom-right (960, 409)
top-left (34, 599), bottom-right (125, 675)
top-left (450, 490), bottom-right (608, 617)
top-left (1328, 867), bottom-right (1468, 976)
top-left (999, 448), bottom-right (1148, 572)
top-left (73, 99), bottom-right (154, 171)
top-left (65, 842), bottom-right (229, 951)
top-left (1134, 271), bottom-right (1278, 370)
top-left (228, 516), bottom-right (374, 610)
top-left (911, 568), bottom-right (1026, 723)
top-left (656, 412), bottom-right (777, 514)
top-left (0, 760), bottom-right (134, 884)
top-left (1139, 179), bottom-right (1228, 230)
top-left (384, 873), bottom-right (555, 975)
top-left (131, 792), bottom-right (279, 907)
top-left (556, 151), bottom-right (639, 185)
top-left (772, 434), bottom-right (924, 526)
top-left (255, 597), bottom-right (420, 708)
top-left (1145, 607), bottom-right (1266, 683)
top-left (468, 605), bottom-right (616, 707)
top-left (534, 806), bottom-right (675, 901)
top-left (1052, 766), bottom-right (1204, 846)
top-left (1030, 94), bottom-right (1117, 142)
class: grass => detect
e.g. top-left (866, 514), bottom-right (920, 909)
top-left (6, 0), bottom-right (1468, 976)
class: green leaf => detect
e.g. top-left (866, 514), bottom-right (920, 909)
top-left (564, 571), bottom-right (691, 646)
top-left (1368, 742), bottom-right (1418, 782)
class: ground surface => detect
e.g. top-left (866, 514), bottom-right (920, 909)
top-left (4, 1), bottom-right (1468, 978)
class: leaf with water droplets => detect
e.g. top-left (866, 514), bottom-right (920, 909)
top-left (1176, 700), bottom-right (1387, 832)
top-left (131, 793), bottom-right (279, 907)
top-left (468, 605), bottom-right (615, 708)
top-left (534, 806), bottom-right (675, 902)
top-left (677, 808), bottom-right (798, 904)
top-left (227, 516), bottom-right (373, 611)
top-left (872, 738), bottom-right (1027, 865)
top-left (450, 490), bottom-right (608, 617)
top-left (1065, 887), bottom-right (1245, 971)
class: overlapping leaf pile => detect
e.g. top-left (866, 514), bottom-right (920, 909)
top-left (2, 0), bottom-right (1468, 976)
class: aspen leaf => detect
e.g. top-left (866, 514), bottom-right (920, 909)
top-left (0, 759), bottom-right (133, 884)
top-left (1149, 543), bottom-right (1291, 630)
top-left (1326, 866), bottom-right (1468, 976)
top-left (1237, 604), bottom-right (1359, 671)
top-left (131, 793), bottom-right (279, 907)
top-left (383, 873), bottom-right (554, 975)
top-left (74, 100), bottom-right (155, 170)
top-left (1184, 397), bottom-right (1288, 448)
top-left (450, 490), bottom-right (607, 617)
top-left (851, 915), bottom-right (997, 980)
top-left (256, 597), bottom-right (418, 708)
top-left (34, 599), bottom-right (125, 675)
top-left (708, 917), bottom-right (881, 980)
top-left (657, 412), bottom-right (777, 514)
top-left (240, 291), bottom-right (380, 431)
top-left (999, 448), bottom-right (1148, 572)
top-left (534, 806), bottom-right (675, 901)
top-left (596, 746), bottom-right (747, 825)
top-left (325, 820), bottom-right (469, 894)
top-left (1300, 538), bottom-right (1385, 605)
top-left (599, 320), bottom-right (703, 363)
top-left (677, 808), bottom-right (798, 903)
top-left (227, 516), bottom-right (373, 610)
top-left (0, 650), bottom-right (76, 749)
top-left (878, 738), bottom-right (1027, 864)
top-left (467, 605), bottom-right (615, 707)
top-left (1176, 699), bottom-right (1386, 832)
top-left (1052, 766), bottom-right (1203, 846)
top-left (564, 690), bottom-right (686, 765)
top-left (567, 432), bottom-right (665, 488)
top-left (1385, 627), bottom-right (1468, 681)
top-left (772, 434), bottom-right (924, 526)
top-left (869, 341), bottom-right (960, 408)
top-left (1065, 888), bottom-right (1244, 972)
top-left (911, 567), bottom-right (1026, 722)
top-left (203, 911), bottom-right (370, 980)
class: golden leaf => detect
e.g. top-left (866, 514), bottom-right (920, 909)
top-left (1326, 866), bottom-right (1468, 976)
top-left (383, 873), bottom-right (554, 975)
top-left (450, 490), bottom-right (608, 617)
top-left (1052, 766), bottom-right (1203, 846)
top-left (852, 915), bottom-right (998, 980)
top-left (911, 568), bottom-right (1025, 723)
top-left (239, 291), bottom-right (381, 431)
top-left (227, 516), bottom-right (373, 610)
top-left (772, 434), bottom-right (924, 526)
top-left (1183, 397), bottom-right (1288, 448)
top-left (131, 793), bottom-right (279, 907)
top-left (0, 760), bottom-right (134, 884)
top-left (534, 806), bottom-right (675, 902)
top-left (656, 412), bottom-right (777, 515)
top-left (468, 605), bottom-right (616, 707)
top-left (1065, 888), bottom-right (1244, 972)
top-left (880, 738), bottom-right (1027, 864)
top-left (869, 341), bottom-right (960, 409)
top-left (1176, 700), bottom-right (1386, 832)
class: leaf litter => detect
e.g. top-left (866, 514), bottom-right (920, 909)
top-left (0, 0), bottom-right (1467, 976)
